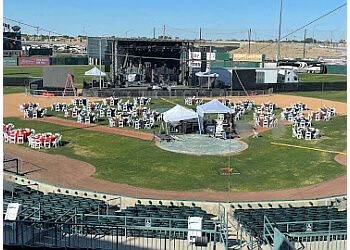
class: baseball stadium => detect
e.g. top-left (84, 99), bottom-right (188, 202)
top-left (2, 2), bottom-right (348, 250)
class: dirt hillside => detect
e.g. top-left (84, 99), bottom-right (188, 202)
top-left (231, 43), bottom-right (342, 60)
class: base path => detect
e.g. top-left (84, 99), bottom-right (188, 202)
top-left (4, 93), bottom-right (347, 118)
top-left (4, 143), bottom-right (347, 202)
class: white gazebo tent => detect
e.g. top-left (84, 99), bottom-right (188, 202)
top-left (84, 67), bottom-right (106, 76)
top-left (84, 67), bottom-right (106, 89)
top-left (162, 105), bottom-right (200, 134)
top-left (196, 99), bottom-right (233, 131)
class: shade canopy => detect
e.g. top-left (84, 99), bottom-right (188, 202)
top-left (163, 105), bottom-right (199, 123)
top-left (197, 99), bottom-right (233, 114)
top-left (84, 67), bottom-right (106, 76)
top-left (196, 99), bottom-right (233, 131)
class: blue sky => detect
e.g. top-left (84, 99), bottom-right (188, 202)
top-left (3, 0), bottom-right (347, 41)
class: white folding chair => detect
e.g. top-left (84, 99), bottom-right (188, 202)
top-left (305, 131), bottom-right (312, 140)
top-left (263, 119), bottom-right (269, 128)
top-left (315, 113), bottom-right (321, 121)
top-left (100, 109), bottom-right (105, 117)
top-left (34, 139), bottom-right (42, 149)
top-left (17, 135), bottom-right (24, 144)
top-left (330, 108), bottom-right (336, 116)
top-left (3, 133), bottom-right (9, 143)
top-left (72, 110), bottom-right (78, 118)
top-left (85, 116), bottom-right (90, 124)
top-left (9, 134), bottom-right (16, 144)
top-left (134, 120), bottom-right (140, 129)
top-left (297, 130), bottom-right (303, 139)
top-left (109, 118), bottom-right (115, 127)
top-left (77, 115), bottom-right (83, 123)
top-left (106, 110), bottom-right (112, 118)
top-left (43, 139), bottom-right (51, 149)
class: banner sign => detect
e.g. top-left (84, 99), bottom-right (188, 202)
top-left (189, 51), bottom-right (201, 60)
top-left (206, 52), bottom-right (216, 61)
top-left (189, 60), bottom-right (201, 68)
top-left (3, 57), bottom-right (18, 66)
top-left (233, 53), bottom-right (263, 62)
top-left (18, 57), bottom-right (50, 66)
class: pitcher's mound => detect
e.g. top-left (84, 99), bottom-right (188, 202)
top-left (157, 134), bottom-right (246, 155)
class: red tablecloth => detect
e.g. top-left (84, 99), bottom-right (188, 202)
top-left (32, 135), bottom-right (57, 143)
top-left (3, 125), bottom-right (11, 132)
top-left (259, 118), bottom-right (272, 127)
top-left (7, 129), bottom-right (31, 142)
top-left (312, 112), bottom-right (325, 120)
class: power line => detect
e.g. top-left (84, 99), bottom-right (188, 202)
top-left (3, 17), bottom-right (66, 36)
top-left (252, 2), bottom-right (347, 54)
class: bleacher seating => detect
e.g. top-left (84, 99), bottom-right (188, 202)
top-left (3, 183), bottom-right (107, 221)
top-left (4, 184), bottom-right (218, 241)
top-left (233, 206), bottom-right (347, 242)
top-left (82, 202), bottom-right (218, 240)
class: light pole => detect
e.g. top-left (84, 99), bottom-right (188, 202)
top-left (99, 38), bottom-right (102, 90)
top-left (125, 29), bottom-right (134, 38)
top-left (276, 0), bottom-right (283, 62)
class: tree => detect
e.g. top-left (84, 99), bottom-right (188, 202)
top-left (304, 37), bottom-right (314, 43)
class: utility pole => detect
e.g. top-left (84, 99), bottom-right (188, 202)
top-left (111, 38), bottom-right (114, 83)
top-left (276, 0), bottom-right (283, 61)
top-left (199, 27), bottom-right (202, 40)
top-left (35, 27), bottom-right (39, 46)
top-left (303, 29), bottom-right (307, 58)
top-left (99, 38), bottom-right (102, 90)
top-left (208, 41), bottom-right (211, 90)
top-left (248, 28), bottom-right (251, 54)
top-left (153, 27), bottom-right (155, 39)
top-left (115, 39), bottom-right (118, 84)
top-left (163, 25), bottom-right (166, 39)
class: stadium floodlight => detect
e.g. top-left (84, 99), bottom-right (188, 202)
top-left (11, 26), bottom-right (21, 32)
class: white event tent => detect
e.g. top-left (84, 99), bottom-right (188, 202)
top-left (196, 99), bottom-right (233, 131)
top-left (162, 105), bottom-right (200, 133)
top-left (84, 67), bottom-right (106, 76)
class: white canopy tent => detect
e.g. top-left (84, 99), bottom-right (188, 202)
top-left (162, 105), bottom-right (200, 134)
top-left (196, 99), bottom-right (233, 131)
top-left (84, 67), bottom-right (106, 76)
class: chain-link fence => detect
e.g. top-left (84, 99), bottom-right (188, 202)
top-left (3, 153), bottom-right (22, 175)
top-left (82, 88), bottom-right (273, 98)
top-left (29, 89), bottom-right (77, 96)
top-left (3, 77), bottom-right (42, 87)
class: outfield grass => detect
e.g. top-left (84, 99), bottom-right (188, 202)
top-left (3, 86), bottom-right (26, 95)
top-left (3, 65), bottom-right (105, 89)
top-left (4, 114), bottom-right (346, 192)
top-left (281, 91), bottom-right (347, 103)
top-left (297, 73), bottom-right (347, 82)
